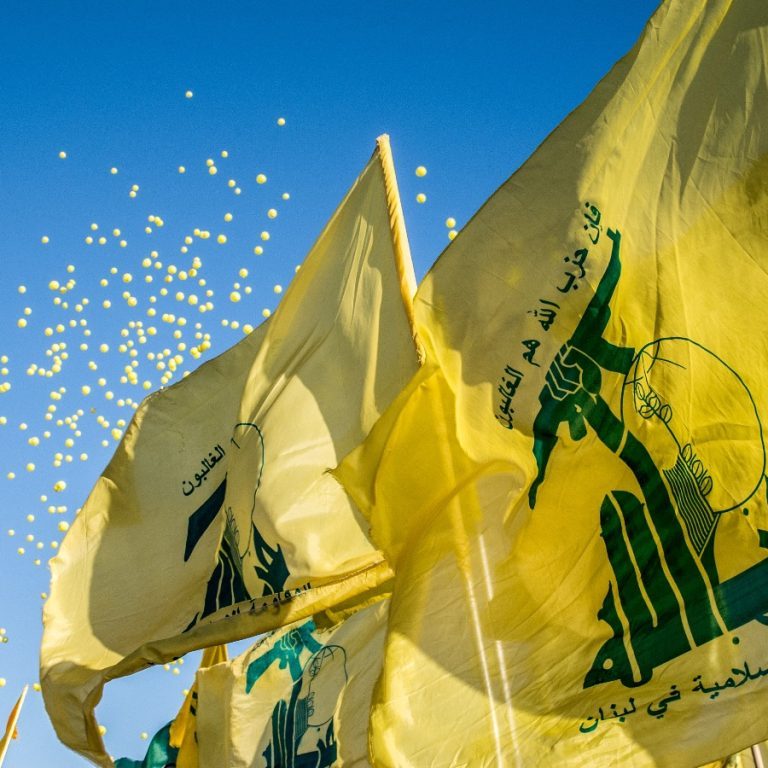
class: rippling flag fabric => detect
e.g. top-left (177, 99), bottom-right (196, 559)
top-left (193, 596), bottom-right (388, 767)
top-left (41, 135), bottom-right (420, 766)
top-left (336, 2), bottom-right (768, 765)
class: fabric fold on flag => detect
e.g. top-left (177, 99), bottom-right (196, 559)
top-left (41, 134), bottom-right (420, 766)
top-left (194, 595), bottom-right (389, 768)
top-left (169, 644), bottom-right (228, 768)
top-left (336, 1), bottom-right (768, 765)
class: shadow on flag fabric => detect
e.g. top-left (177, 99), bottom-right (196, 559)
top-left (193, 595), bottom-right (389, 768)
top-left (336, 1), bottom-right (768, 765)
top-left (41, 135), bottom-right (421, 767)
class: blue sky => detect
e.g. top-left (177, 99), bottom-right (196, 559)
top-left (0, 2), bottom-right (658, 764)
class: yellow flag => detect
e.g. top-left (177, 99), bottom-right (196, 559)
top-left (41, 135), bottom-right (420, 766)
top-left (169, 645), bottom-right (228, 768)
top-left (0, 686), bottom-right (27, 768)
top-left (194, 596), bottom-right (388, 767)
top-left (337, 1), bottom-right (768, 765)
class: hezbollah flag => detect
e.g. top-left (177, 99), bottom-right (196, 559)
top-left (41, 135), bottom-right (421, 766)
top-left (336, 1), bottom-right (768, 765)
top-left (193, 595), bottom-right (389, 767)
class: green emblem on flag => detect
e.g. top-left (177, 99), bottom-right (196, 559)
top-left (246, 621), bottom-right (348, 768)
top-left (530, 227), bottom-right (768, 689)
top-left (183, 421), bottom-right (291, 629)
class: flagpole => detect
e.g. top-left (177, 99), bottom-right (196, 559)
top-left (752, 745), bottom-right (765, 768)
top-left (0, 685), bottom-right (28, 768)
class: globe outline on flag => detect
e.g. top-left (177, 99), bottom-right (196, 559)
top-left (620, 336), bottom-right (766, 516)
